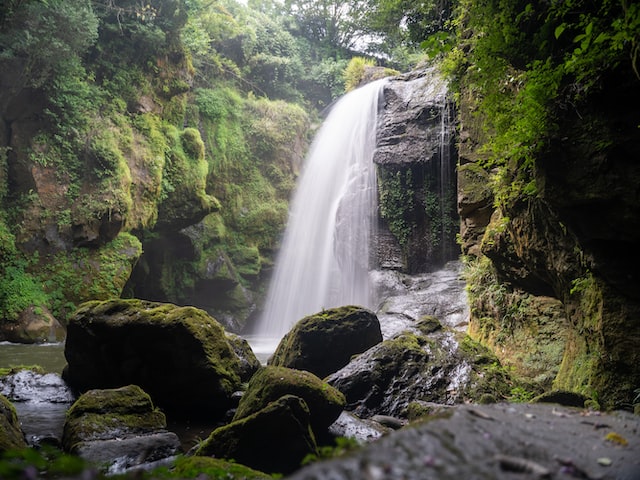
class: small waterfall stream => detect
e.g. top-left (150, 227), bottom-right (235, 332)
top-left (251, 80), bottom-right (387, 352)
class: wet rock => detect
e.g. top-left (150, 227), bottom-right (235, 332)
top-left (196, 394), bottom-right (317, 475)
top-left (0, 305), bottom-right (65, 343)
top-left (287, 403), bottom-right (640, 480)
top-left (233, 366), bottom-right (345, 438)
top-left (62, 385), bottom-right (180, 472)
top-left (327, 331), bottom-right (512, 419)
top-left (225, 332), bottom-right (261, 382)
top-left (328, 411), bottom-right (391, 443)
top-left (269, 306), bottom-right (383, 378)
top-left (532, 390), bottom-right (589, 408)
top-left (0, 394), bottom-right (27, 452)
top-left (63, 299), bottom-right (245, 416)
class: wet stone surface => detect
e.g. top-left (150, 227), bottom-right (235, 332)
top-left (287, 403), bottom-right (640, 480)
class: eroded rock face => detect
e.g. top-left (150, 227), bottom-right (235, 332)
top-left (196, 394), bottom-right (318, 475)
top-left (63, 299), bottom-right (254, 416)
top-left (62, 385), bottom-right (180, 472)
top-left (233, 366), bottom-right (345, 438)
top-left (374, 68), bottom-right (458, 272)
top-left (268, 306), bottom-right (383, 379)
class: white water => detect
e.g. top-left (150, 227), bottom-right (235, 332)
top-left (253, 80), bottom-right (386, 344)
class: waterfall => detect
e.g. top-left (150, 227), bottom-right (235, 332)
top-left (254, 79), bottom-right (386, 341)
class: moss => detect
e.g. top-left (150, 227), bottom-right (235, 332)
top-left (63, 385), bottom-right (166, 452)
top-left (234, 366), bottom-right (345, 436)
top-left (0, 394), bottom-right (27, 452)
top-left (170, 456), bottom-right (273, 479)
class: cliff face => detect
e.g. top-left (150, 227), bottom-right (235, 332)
top-left (458, 65), bottom-right (640, 408)
top-left (374, 68), bottom-right (458, 273)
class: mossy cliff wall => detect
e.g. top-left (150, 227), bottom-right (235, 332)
top-left (0, 2), bottom-right (309, 338)
top-left (455, 1), bottom-right (640, 408)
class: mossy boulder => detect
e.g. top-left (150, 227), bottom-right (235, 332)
top-left (62, 385), bottom-right (180, 470)
top-left (63, 299), bottom-right (245, 415)
top-left (269, 306), bottom-right (383, 379)
top-left (233, 366), bottom-right (345, 438)
top-left (196, 394), bottom-right (317, 475)
top-left (0, 305), bottom-right (65, 343)
top-left (0, 394), bottom-right (27, 452)
top-left (327, 330), bottom-right (512, 419)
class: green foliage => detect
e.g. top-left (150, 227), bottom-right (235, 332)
top-left (301, 436), bottom-right (360, 466)
top-left (0, 447), bottom-right (86, 479)
top-left (343, 57), bottom-right (376, 92)
top-left (378, 168), bottom-right (415, 246)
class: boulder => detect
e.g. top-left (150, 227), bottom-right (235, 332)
top-left (0, 394), bottom-right (27, 452)
top-left (62, 385), bottom-right (180, 471)
top-left (196, 394), bottom-right (318, 475)
top-left (63, 299), bottom-right (245, 415)
top-left (233, 366), bottom-right (345, 438)
top-left (327, 331), bottom-right (512, 419)
top-left (0, 305), bottom-right (65, 343)
top-left (268, 306), bottom-right (383, 378)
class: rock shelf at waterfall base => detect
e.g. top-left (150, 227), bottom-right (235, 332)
top-left (288, 403), bottom-right (640, 480)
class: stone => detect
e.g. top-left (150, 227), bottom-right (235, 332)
top-left (63, 299), bottom-right (245, 416)
top-left (0, 394), bottom-right (27, 452)
top-left (196, 394), bottom-right (318, 475)
top-left (269, 305), bottom-right (383, 378)
top-left (287, 403), bottom-right (640, 480)
top-left (327, 331), bottom-right (512, 419)
top-left (225, 332), bottom-right (261, 382)
top-left (233, 366), bottom-right (345, 438)
top-left (62, 385), bottom-right (180, 472)
top-left (0, 305), bottom-right (65, 343)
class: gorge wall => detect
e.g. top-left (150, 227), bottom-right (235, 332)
top-left (456, 5), bottom-right (640, 408)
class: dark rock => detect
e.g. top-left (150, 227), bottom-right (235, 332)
top-left (0, 394), bottom-right (27, 452)
top-left (288, 403), bottom-right (640, 480)
top-left (327, 331), bottom-right (512, 419)
top-left (170, 456), bottom-right (271, 479)
top-left (269, 306), bottom-right (383, 378)
top-left (225, 332), bottom-right (261, 382)
top-left (62, 385), bottom-right (180, 471)
top-left (374, 68), bottom-right (450, 167)
top-left (532, 390), bottom-right (589, 408)
top-left (196, 394), bottom-right (318, 475)
top-left (63, 299), bottom-right (245, 416)
top-left (233, 366), bottom-right (345, 438)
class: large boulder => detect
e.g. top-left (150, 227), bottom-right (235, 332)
top-left (0, 305), bottom-right (65, 343)
top-left (63, 299), bottom-right (254, 415)
top-left (62, 385), bottom-right (180, 471)
top-left (0, 394), bottom-right (27, 452)
top-left (196, 394), bottom-right (318, 475)
top-left (233, 366), bottom-right (345, 438)
top-left (268, 306), bottom-right (383, 378)
top-left (327, 330), bottom-right (512, 419)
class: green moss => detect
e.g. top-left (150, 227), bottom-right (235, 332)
top-left (169, 456), bottom-right (273, 479)
top-left (0, 394), bottom-right (28, 452)
top-left (378, 168), bottom-right (415, 247)
top-left (233, 366), bottom-right (345, 436)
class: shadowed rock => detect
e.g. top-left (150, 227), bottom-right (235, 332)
top-left (269, 306), bottom-right (382, 378)
top-left (0, 394), bottom-right (27, 452)
top-left (63, 299), bottom-right (257, 416)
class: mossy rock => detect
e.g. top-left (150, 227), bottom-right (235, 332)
top-left (62, 385), bottom-right (167, 452)
top-left (225, 332), bottom-right (261, 382)
top-left (0, 394), bottom-right (27, 452)
top-left (170, 456), bottom-right (272, 479)
top-left (269, 306), bottom-right (382, 378)
top-left (233, 366), bottom-right (345, 437)
top-left (196, 394), bottom-right (317, 475)
top-left (63, 299), bottom-right (244, 416)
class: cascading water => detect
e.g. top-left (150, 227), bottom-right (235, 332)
top-left (252, 79), bottom-right (386, 348)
